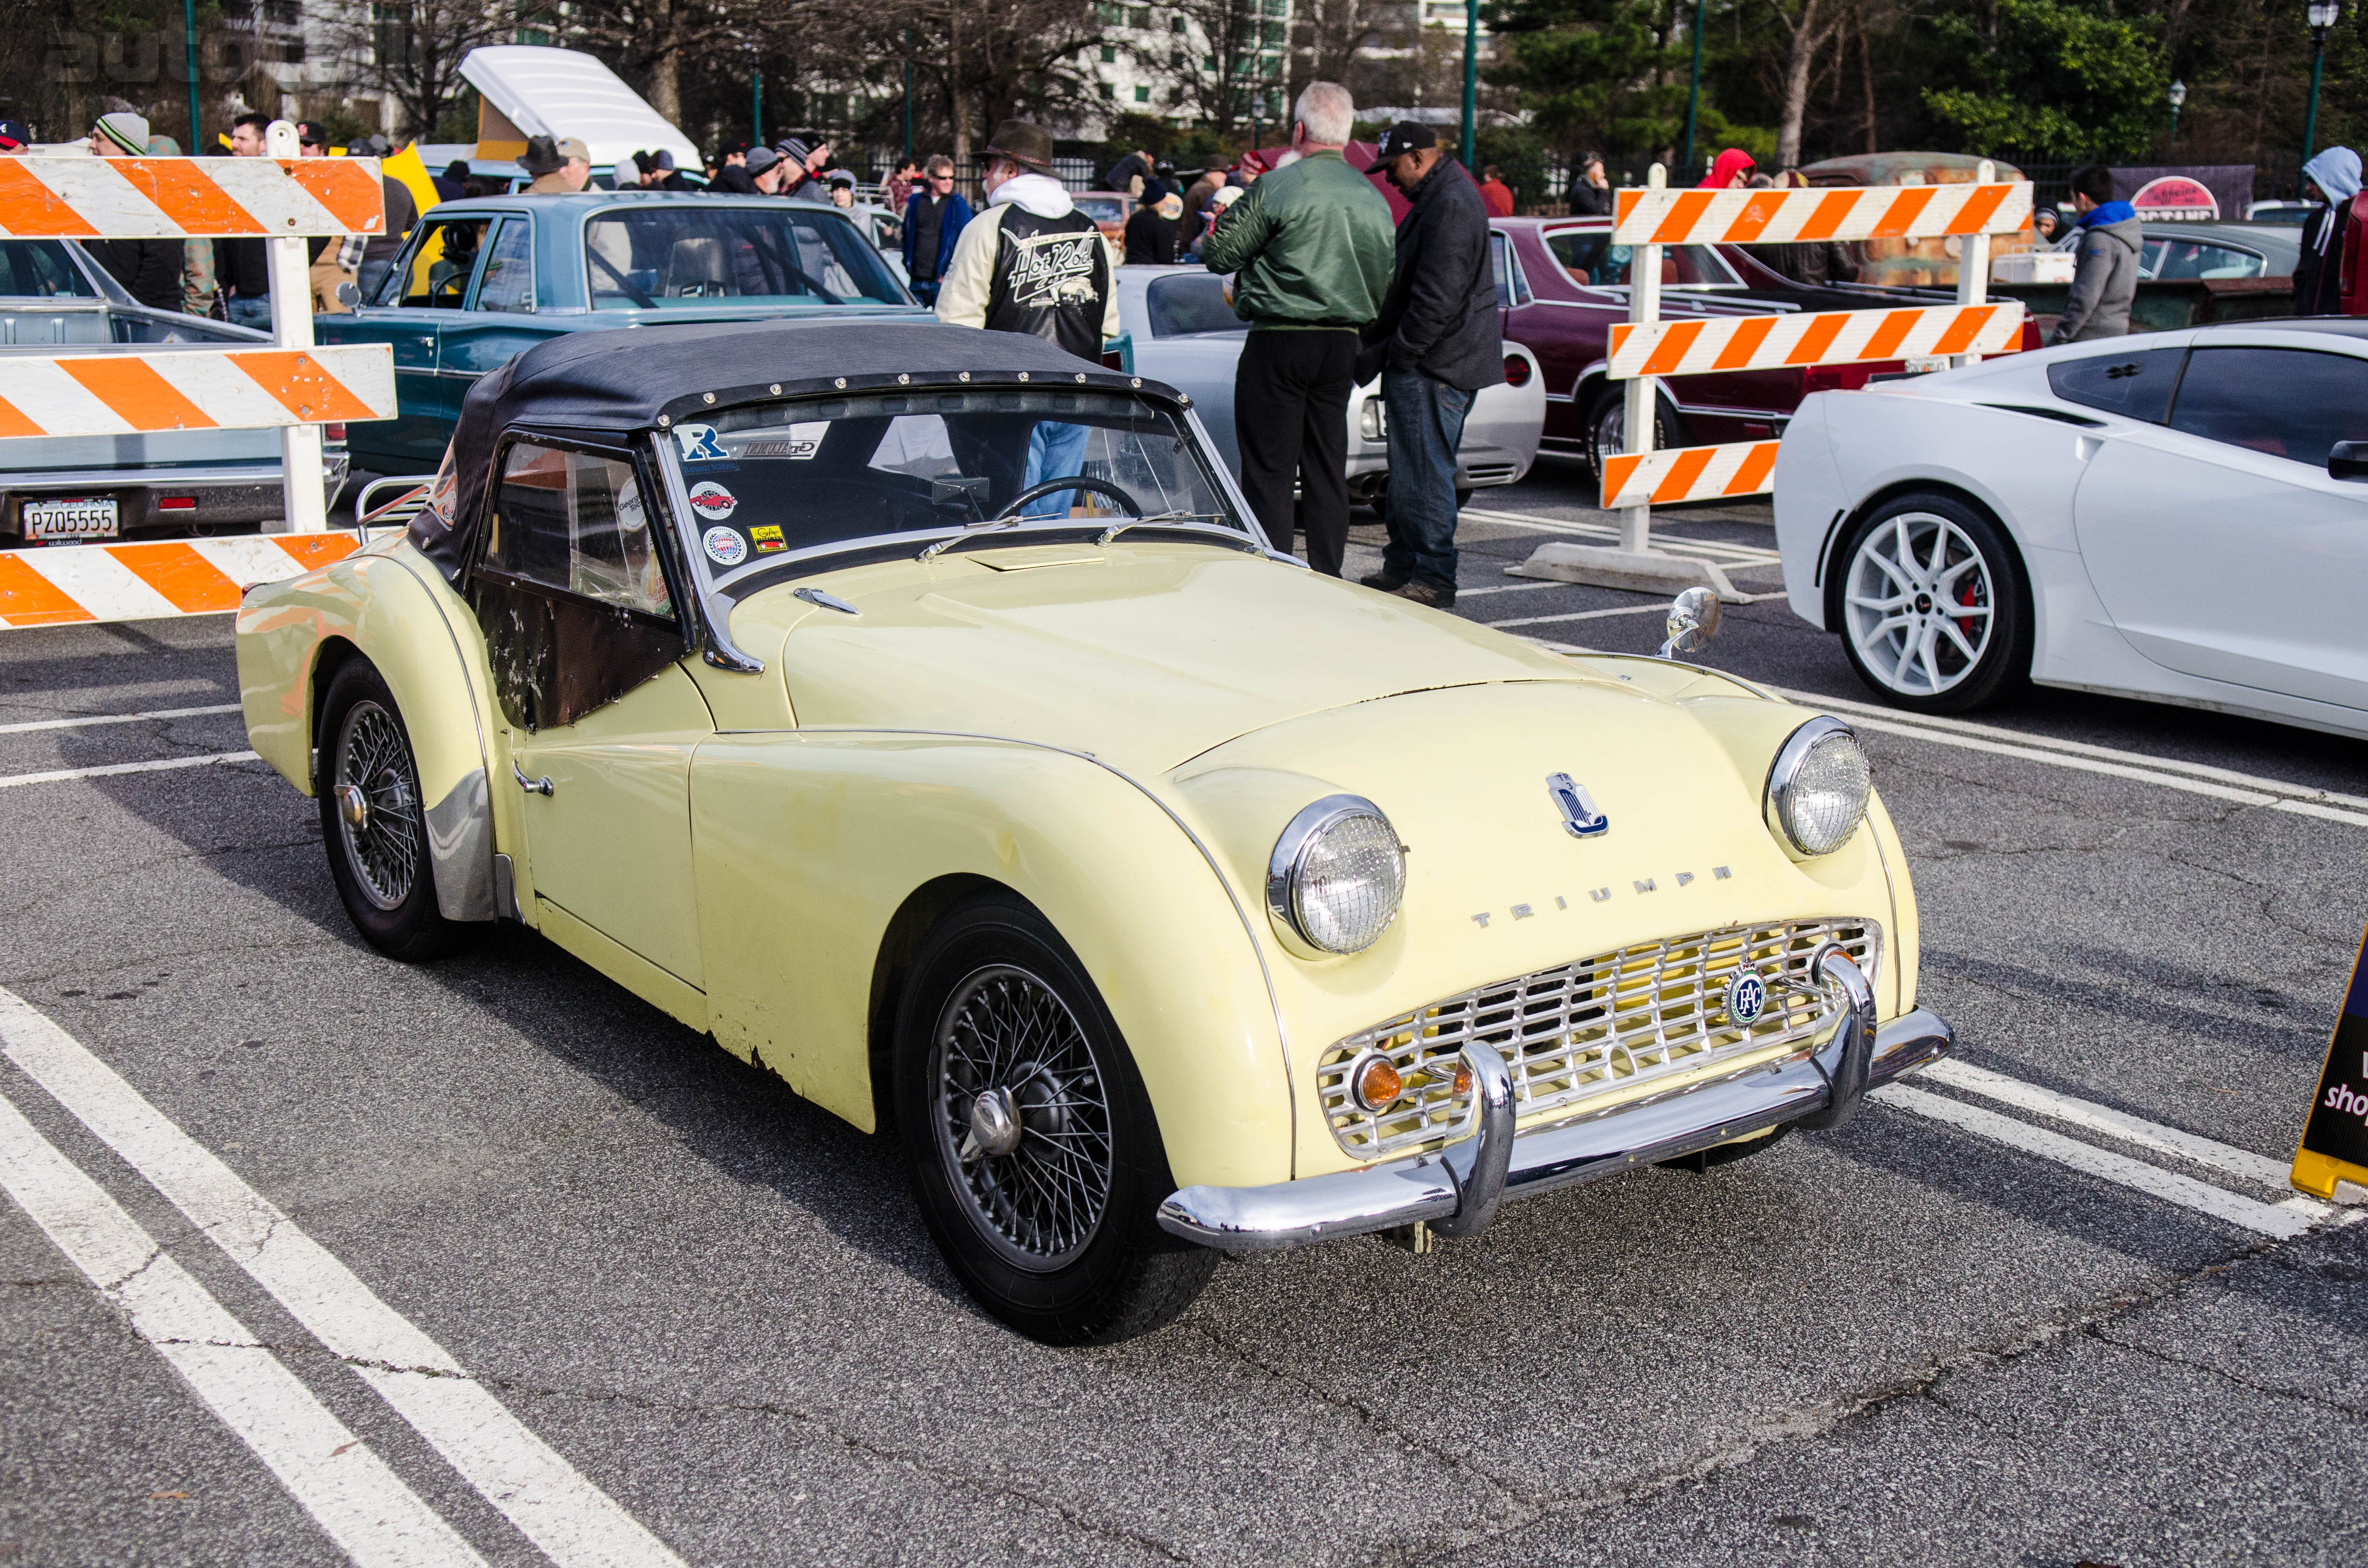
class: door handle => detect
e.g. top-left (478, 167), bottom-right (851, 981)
top-left (512, 759), bottom-right (553, 796)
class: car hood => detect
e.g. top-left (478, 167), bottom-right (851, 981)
top-left (741, 541), bottom-right (1590, 772)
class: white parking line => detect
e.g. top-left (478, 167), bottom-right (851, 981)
top-left (0, 703), bottom-right (243, 735)
top-left (0, 990), bottom-right (687, 1568)
top-left (1920, 1058), bottom-right (2301, 1190)
top-left (1765, 684), bottom-right (2368, 816)
top-left (0, 751), bottom-right (260, 789)
top-left (0, 1086), bottom-right (489, 1568)
top-left (1458, 507), bottom-right (1783, 565)
top-left (1872, 1083), bottom-right (2315, 1238)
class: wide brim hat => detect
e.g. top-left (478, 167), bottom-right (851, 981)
top-left (519, 135), bottom-right (565, 175)
top-left (983, 120), bottom-right (1055, 172)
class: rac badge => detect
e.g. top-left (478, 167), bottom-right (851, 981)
top-left (1546, 772), bottom-right (1609, 838)
top-left (1724, 968), bottom-right (1769, 1028)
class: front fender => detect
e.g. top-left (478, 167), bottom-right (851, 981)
top-left (689, 731), bottom-right (1293, 1189)
top-left (235, 541), bottom-right (502, 921)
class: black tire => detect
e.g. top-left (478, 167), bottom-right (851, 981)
top-left (1833, 491), bottom-right (2032, 715)
top-left (315, 659), bottom-right (464, 962)
top-left (894, 894), bottom-right (1215, 1345)
top-left (1658, 1123), bottom-right (1792, 1174)
top-left (1585, 386), bottom-right (1685, 484)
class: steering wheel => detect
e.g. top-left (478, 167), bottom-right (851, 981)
top-left (990, 476), bottom-right (1142, 521)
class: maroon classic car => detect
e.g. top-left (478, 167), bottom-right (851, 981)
top-left (1490, 215), bottom-right (2042, 478)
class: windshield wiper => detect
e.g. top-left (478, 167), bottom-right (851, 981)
top-left (916, 516), bottom-right (1024, 562)
top-left (1094, 511), bottom-right (1225, 545)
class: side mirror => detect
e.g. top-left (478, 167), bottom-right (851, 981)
top-left (2330, 440), bottom-right (2368, 480)
top-left (1659, 587), bottom-right (1721, 659)
top-left (334, 280), bottom-right (363, 308)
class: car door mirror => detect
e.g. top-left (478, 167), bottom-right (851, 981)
top-left (2329, 440), bottom-right (2368, 480)
top-left (1660, 587), bottom-right (1721, 658)
top-left (334, 280), bottom-right (362, 308)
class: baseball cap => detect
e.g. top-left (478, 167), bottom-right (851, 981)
top-left (0, 120), bottom-right (30, 151)
top-left (295, 120), bottom-right (330, 148)
top-left (1365, 121), bottom-right (1437, 172)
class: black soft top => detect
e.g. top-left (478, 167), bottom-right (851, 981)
top-left (412, 318), bottom-right (1165, 583)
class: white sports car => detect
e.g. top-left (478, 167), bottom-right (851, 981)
top-left (1773, 320), bottom-right (2368, 738)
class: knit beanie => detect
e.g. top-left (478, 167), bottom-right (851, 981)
top-left (95, 111), bottom-right (150, 155)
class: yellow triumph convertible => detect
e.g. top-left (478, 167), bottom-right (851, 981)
top-left (237, 319), bottom-right (1951, 1344)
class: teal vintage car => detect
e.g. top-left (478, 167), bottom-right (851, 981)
top-left (320, 192), bottom-right (928, 478)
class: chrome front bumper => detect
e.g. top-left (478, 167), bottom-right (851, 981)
top-left (1159, 953), bottom-right (1950, 1253)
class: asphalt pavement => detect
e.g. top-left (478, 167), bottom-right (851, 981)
top-left (2, 467), bottom-right (2364, 1568)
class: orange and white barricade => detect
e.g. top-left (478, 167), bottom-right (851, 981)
top-left (1523, 159), bottom-right (2030, 596)
top-left (0, 121), bottom-right (393, 628)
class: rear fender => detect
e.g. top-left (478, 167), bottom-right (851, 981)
top-left (236, 546), bottom-right (501, 921)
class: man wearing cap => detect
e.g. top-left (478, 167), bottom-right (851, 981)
top-left (901, 155), bottom-right (969, 306)
top-left (1123, 180), bottom-right (1180, 263)
top-left (773, 139), bottom-right (830, 201)
top-left (0, 119), bottom-right (30, 153)
top-left (1197, 81), bottom-right (1394, 575)
top-left (936, 119), bottom-right (1122, 516)
top-left (711, 142), bottom-right (758, 195)
top-left (84, 113), bottom-right (184, 313)
top-left (522, 135), bottom-right (593, 195)
top-left (743, 146), bottom-right (788, 194)
top-left (1357, 122), bottom-right (1504, 608)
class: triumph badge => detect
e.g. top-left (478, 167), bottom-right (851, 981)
top-left (1724, 967), bottom-right (1769, 1028)
top-left (1546, 772), bottom-right (1610, 838)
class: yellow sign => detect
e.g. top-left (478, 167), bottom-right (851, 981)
top-left (2293, 923), bottom-right (2368, 1200)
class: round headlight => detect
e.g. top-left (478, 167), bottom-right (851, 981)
top-left (1266, 796), bottom-right (1406, 956)
top-left (1766, 717), bottom-right (1872, 857)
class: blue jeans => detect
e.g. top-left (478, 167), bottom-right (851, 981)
top-left (1380, 368), bottom-right (1474, 589)
top-left (1022, 421), bottom-right (1091, 518)
top-left (225, 295), bottom-right (276, 331)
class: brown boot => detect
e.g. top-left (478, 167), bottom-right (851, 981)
top-left (1392, 580), bottom-right (1456, 609)
top-left (1359, 571), bottom-right (1407, 592)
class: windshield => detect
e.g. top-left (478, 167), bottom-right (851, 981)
top-left (586, 206), bottom-right (909, 308)
top-left (665, 387), bottom-right (1249, 589)
top-left (1544, 229), bottom-right (1742, 290)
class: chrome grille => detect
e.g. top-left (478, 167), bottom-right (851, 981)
top-left (1318, 919), bottom-right (1879, 1160)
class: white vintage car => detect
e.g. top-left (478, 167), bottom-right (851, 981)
top-left (1773, 319), bottom-right (2368, 734)
top-left (1113, 264), bottom-right (1546, 509)
top-left (239, 318), bottom-right (1947, 1344)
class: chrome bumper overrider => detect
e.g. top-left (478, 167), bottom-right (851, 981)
top-left (1159, 953), bottom-right (1950, 1253)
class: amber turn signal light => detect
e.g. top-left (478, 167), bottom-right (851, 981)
top-left (1450, 1059), bottom-right (1475, 1098)
top-left (1352, 1056), bottom-right (1403, 1111)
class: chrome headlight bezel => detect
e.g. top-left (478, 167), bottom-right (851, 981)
top-left (1265, 794), bottom-right (1406, 957)
top-left (1764, 716), bottom-right (1873, 858)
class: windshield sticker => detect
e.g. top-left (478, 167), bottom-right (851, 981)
top-left (674, 424), bottom-right (728, 462)
top-left (688, 481), bottom-right (738, 521)
top-left (750, 524), bottom-right (786, 554)
top-left (703, 526), bottom-right (748, 567)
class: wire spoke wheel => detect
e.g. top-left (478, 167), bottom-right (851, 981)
top-left (931, 964), bottom-right (1114, 1273)
top-left (333, 699), bottom-right (422, 912)
top-left (1843, 510), bottom-right (1996, 698)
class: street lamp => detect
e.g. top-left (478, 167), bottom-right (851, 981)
top-left (2167, 78), bottom-right (2186, 150)
top-left (2306, 0), bottom-right (2341, 167)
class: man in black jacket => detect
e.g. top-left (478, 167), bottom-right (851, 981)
top-left (1358, 122), bottom-right (1504, 608)
top-left (85, 112), bottom-right (183, 313)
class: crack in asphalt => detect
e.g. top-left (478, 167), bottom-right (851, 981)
top-left (1399, 1233), bottom-right (2308, 1567)
top-left (2084, 1323), bottom-right (2368, 1421)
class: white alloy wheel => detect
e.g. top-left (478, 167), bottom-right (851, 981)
top-left (1842, 510), bottom-right (1997, 698)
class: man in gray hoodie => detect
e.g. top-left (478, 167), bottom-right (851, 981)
top-left (2051, 164), bottom-right (2142, 343)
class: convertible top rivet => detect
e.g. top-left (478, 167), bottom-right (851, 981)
top-left (1075, 373), bottom-right (1086, 382)
top-left (770, 383), bottom-right (781, 394)
top-left (834, 377), bottom-right (846, 389)
top-left (702, 392), bottom-right (715, 404)
top-left (959, 371), bottom-right (971, 381)
top-left (657, 415), bottom-right (670, 427)
top-left (898, 372), bottom-right (910, 384)
top-left (1131, 377), bottom-right (1142, 387)
top-left (1018, 372), bottom-right (1029, 381)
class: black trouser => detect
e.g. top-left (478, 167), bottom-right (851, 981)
top-left (1233, 327), bottom-right (1356, 576)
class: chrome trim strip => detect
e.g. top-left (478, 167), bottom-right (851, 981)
top-left (1158, 1005), bottom-right (1951, 1252)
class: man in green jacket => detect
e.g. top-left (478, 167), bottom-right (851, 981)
top-left (1199, 82), bottom-right (1394, 574)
